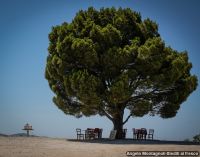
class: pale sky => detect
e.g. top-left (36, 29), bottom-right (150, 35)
top-left (0, 0), bottom-right (200, 141)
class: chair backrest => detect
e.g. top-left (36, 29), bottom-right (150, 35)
top-left (100, 129), bottom-right (103, 136)
top-left (99, 128), bottom-right (103, 134)
top-left (87, 128), bottom-right (94, 134)
top-left (76, 128), bottom-right (81, 134)
top-left (133, 128), bottom-right (137, 134)
top-left (133, 128), bottom-right (140, 134)
top-left (141, 128), bottom-right (147, 134)
top-left (94, 128), bottom-right (99, 133)
top-left (149, 129), bottom-right (154, 135)
top-left (123, 128), bottom-right (127, 133)
top-left (87, 128), bottom-right (93, 130)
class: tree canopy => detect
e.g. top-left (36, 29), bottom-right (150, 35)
top-left (45, 7), bottom-right (198, 138)
top-left (193, 133), bottom-right (200, 142)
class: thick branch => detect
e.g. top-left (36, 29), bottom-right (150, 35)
top-left (132, 87), bottom-right (174, 100)
top-left (123, 113), bottom-right (132, 125)
top-left (130, 75), bottom-right (142, 89)
top-left (101, 109), bottom-right (113, 122)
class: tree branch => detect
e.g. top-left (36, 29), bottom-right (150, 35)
top-left (102, 109), bottom-right (113, 122)
top-left (123, 113), bottom-right (132, 125)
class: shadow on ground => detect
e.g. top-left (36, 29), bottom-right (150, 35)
top-left (67, 138), bottom-right (200, 145)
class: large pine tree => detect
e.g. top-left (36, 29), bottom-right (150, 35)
top-left (45, 7), bottom-right (198, 139)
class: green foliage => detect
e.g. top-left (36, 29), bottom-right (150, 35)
top-left (45, 7), bottom-right (198, 125)
top-left (193, 133), bottom-right (200, 142)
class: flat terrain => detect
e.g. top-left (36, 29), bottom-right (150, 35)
top-left (0, 137), bottom-right (199, 157)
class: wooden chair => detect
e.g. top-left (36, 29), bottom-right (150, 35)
top-left (122, 128), bottom-right (127, 139)
top-left (100, 128), bottom-right (103, 138)
top-left (148, 129), bottom-right (154, 140)
top-left (94, 128), bottom-right (99, 138)
top-left (76, 128), bottom-right (84, 140)
top-left (132, 128), bottom-right (137, 139)
top-left (93, 128), bottom-right (103, 139)
top-left (98, 128), bottom-right (103, 139)
top-left (141, 128), bottom-right (147, 140)
top-left (85, 128), bottom-right (95, 139)
top-left (136, 129), bottom-right (142, 139)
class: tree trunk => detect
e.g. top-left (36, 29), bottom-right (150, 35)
top-left (112, 115), bottom-right (124, 139)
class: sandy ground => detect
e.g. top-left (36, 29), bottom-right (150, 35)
top-left (0, 137), bottom-right (199, 157)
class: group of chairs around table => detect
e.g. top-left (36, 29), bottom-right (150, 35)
top-left (76, 128), bottom-right (103, 140)
top-left (116, 128), bottom-right (154, 140)
top-left (76, 128), bottom-right (154, 140)
top-left (133, 128), bottom-right (154, 140)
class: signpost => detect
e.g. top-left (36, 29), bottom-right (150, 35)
top-left (109, 130), bottom-right (117, 140)
top-left (22, 123), bottom-right (33, 137)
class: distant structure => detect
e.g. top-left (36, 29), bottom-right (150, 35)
top-left (22, 123), bottom-right (33, 137)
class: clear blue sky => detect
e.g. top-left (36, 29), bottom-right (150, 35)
top-left (0, 0), bottom-right (199, 141)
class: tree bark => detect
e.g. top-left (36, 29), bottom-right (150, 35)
top-left (112, 110), bottom-right (124, 139)
top-left (113, 119), bottom-right (123, 139)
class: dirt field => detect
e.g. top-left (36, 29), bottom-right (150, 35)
top-left (0, 137), bottom-right (199, 157)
